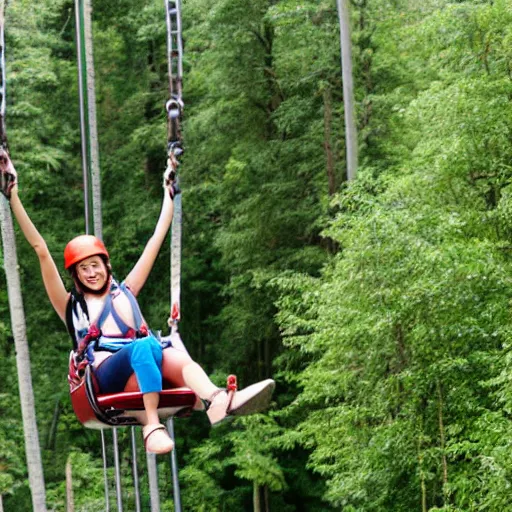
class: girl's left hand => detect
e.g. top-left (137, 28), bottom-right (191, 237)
top-left (163, 153), bottom-right (180, 198)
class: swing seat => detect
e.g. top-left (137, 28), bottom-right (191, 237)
top-left (70, 363), bottom-right (197, 430)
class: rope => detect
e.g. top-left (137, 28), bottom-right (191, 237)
top-left (74, 0), bottom-right (90, 235)
top-left (74, 0), bottom-right (103, 238)
top-left (83, 0), bottom-right (103, 240)
top-left (165, 0), bottom-right (185, 330)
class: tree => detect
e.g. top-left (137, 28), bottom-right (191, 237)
top-left (0, 201), bottom-right (47, 511)
top-left (336, 0), bottom-right (358, 179)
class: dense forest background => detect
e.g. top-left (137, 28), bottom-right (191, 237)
top-left (1, 0), bottom-right (512, 510)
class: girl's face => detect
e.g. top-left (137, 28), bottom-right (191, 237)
top-left (76, 255), bottom-right (108, 292)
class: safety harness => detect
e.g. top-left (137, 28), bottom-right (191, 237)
top-left (67, 279), bottom-right (152, 385)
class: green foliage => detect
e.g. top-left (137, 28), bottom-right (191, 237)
top-left (45, 452), bottom-right (107, 512)
top-left (273, 1), bottom-right (512, 510)
top-left (4, 0), bottom-right (512, 510)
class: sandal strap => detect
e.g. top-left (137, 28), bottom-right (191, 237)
top-left (143, 424), bottom-right (167, 447)
top-left (204, 387), bottom-right (235, 414)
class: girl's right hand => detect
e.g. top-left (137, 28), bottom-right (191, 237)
top-left (163, 152), bottom-right (180, 199)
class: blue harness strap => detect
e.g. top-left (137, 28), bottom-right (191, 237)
top-left (96, 293), bottom-right (113, 330)
top-left (87, 281), bottom-right (150, 355)
top-left (109, 299), bottom-right (132, 336)
top-left (94, 281), bottom-right (144, 337)
top-left (119, 282), bottom-right (145, 330)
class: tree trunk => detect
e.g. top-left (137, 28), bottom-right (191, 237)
top-left (0, 494), bottom-right (3, 512)
top-left (253, 482), bottom-right (261, 512)
top-left (417, 422), bottom-right (427, 512)
top-left (264, 338), bottom-right (271, 378)
top-left (0, 198), bottom-right (47, 511)
top-left (66, 456), bottom-right (75, 512)
top-left (336, 0), bottom-right (358, 180)
top-left (46, 399), bottom-right (60, 450)
top-left (323, 87), bottom-right (336, 196)
top-left (437, 380), bottom-right (449, 505)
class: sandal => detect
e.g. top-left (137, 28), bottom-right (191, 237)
top-left (142, 424), bottom-right (174, 454)
top-left (206, 378), bottom-right (275, 426)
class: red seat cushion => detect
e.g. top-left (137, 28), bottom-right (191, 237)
top-left (97, 388), bottom-right (196, 411)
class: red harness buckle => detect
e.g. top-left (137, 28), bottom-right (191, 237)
top-left (227, 375), bottom-right (237, 392)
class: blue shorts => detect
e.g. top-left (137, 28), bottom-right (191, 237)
top-left (93, 335), bottom-right (163, 394)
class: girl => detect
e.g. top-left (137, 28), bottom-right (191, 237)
top-left (0, 151), bottom-right (274, 454)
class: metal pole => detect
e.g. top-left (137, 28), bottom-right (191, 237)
top-left (131, 427), bottom-right (142, 512)
top-left (113, 428), bottom-right (123, 512)
top-left (146, 452), bottom-right (161, 512)
top-left (175, 0), bottom-right (183, 84)
top-left (74, 0), bottom-right (90, 234)
top-left (100, 429), bottom-right (110, 512)
top-left (167, 418), bottom-right (182, 512)
top-left (336, 0), bottom-right (358, 180)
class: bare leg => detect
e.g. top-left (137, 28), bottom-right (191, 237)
top-left (125, 347), bottom-right (275, 426)
top-left (124, 347), bottom-right (218, 399)
top-left (142, 392), bottom-right (174, 454)
top-left (162, 348), bottom-right (275, 424)
top-left (142, 392), bottom-right (160, 426)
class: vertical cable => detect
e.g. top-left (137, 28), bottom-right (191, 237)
top-left (74, 0), bottom-right (90, 234)
top-left (83, 0), bottom-right (103, 239)
top-left (100, 429), bottom-right (110, 512)
top-left (164, 0), bottom-right (184, 331)
top-left (146, 452), bottom-right (161, 512)
top-left (131, 427), bottom-right (142, 512)
top-left (113, 428), bottom-right (123, 512)
top-left (164, 4), bottom-right (186, 505)
top-left (167, 418), bottom-right (182, 512)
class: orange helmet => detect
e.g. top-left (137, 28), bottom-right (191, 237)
top-left (64, 235), bottom-right (109, 269)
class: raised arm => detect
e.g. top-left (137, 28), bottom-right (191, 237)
top-left (125, 157), bottom-right (178, 296)
top-left (2, 154), bottom-right (69, 321)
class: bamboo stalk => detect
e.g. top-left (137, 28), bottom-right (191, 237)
top-left (437, 380), bottom-right (449, 504)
